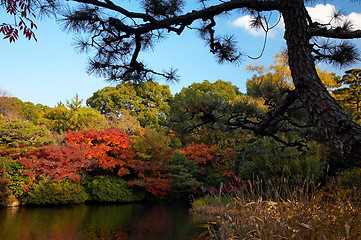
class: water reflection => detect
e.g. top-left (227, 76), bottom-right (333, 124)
top-left (0, 202), bottom-right (204, 240)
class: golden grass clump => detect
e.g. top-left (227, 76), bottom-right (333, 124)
top-left (193, 178), bottom-right (361, 240)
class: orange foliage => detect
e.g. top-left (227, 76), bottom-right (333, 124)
top-left (65, 129), bottom-right (172, 196)
top-left (65, 129), bottom-right (134, 170)
top-left (20, 143), bottom-right (96, 182)
top-left (179, 142), bottom-right (216, 165)
top-left (180, 142), bottom-right (235, 175)
top-left (127, 160), bottom-right (172, 196)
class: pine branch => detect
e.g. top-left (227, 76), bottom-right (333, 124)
top-left (70, 0), bottom-right (280, 35)
top-left (309, 26), bottom-right (361, 39)
top-left (72, 0), bottom-right (158, 23)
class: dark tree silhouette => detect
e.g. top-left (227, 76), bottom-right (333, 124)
top-left (27, 0), bottom-right (361, 163)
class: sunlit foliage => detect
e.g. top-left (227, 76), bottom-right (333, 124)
top-left (0, 120), bottom-right (54, 156)
top-left (87, 81), bottom-right (172, 130)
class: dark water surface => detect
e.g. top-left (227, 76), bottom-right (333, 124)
top-left (0, 202), bottom-right (205, 240)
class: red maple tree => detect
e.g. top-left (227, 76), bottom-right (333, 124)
top-left (65, 129), bottom-right (134, 175)
top-left (127, 160), bottom-right (172, 197)
top-left (20, 143), bottom-right (95, 182)
top-left (20, 128), bottom-right (176, 196)
top-left (1, 0), bottom-right (37, 42)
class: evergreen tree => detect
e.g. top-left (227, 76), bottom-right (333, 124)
top-left (333, 69), bottom-right (361, 124)
top-left (87, 81), bottom-right (172, 130)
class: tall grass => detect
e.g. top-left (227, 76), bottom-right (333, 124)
top-left (192, 177), bottom-right (361, 239)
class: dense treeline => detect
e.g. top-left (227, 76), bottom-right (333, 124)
top-left (0, 55), bottom-right (360, 206)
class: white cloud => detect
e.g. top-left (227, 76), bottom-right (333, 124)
top-left (231, 15), bottom-right (264, 36)
top-left (347, 12), bottom-right (361, 30)
top-left (306, 4), bottom-right (338, 25)
top-left (306, 4), bottom-right (361, 30)
top-left (230, 4), bottom-right (361, 37)
top-left (230, 15), bottom-right (279, 37)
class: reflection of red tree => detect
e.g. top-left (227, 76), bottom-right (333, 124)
top-left (111, 231), bottom-right (131, 240)
top-left (12, 207), bottom-right (83, 240)
top-left (136, 205), bottom-right (171, 240)
top-left (122, 204), bottom-right (204, 240)
top-left (0, 204), bottom-right (203, 240)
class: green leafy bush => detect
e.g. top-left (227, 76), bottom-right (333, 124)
top-left (82, 175), bottom-right (145, 202)
top-left (26, 180), bottom-right (88, 205)
top-left (168, 151), bottom-right (201, 197)
top-left (0, 120), bottom-right (54, 152)
top-left (0, 157), bottom-right (29, 200)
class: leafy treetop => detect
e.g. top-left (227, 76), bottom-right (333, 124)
top-left (170, 79), bottom-right (240, 134)
top-left (87, 81), bottom-right (172, 130)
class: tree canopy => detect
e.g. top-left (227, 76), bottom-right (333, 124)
top-left (41, 96), bottom-right (107, 133)
top-left (86, 81), bottom-right (172, 130)
top-left (170, 79), bottom-right (240, 134)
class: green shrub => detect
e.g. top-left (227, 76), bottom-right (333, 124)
top-left (26, 180), bottom-right (88, 205)
top-left (236, 137), bottom-right (326, 181)
top-left (339, 168), bottom-right (361, 189)
top-left (82, 175), bottom-right (145, 202)
top-left (0, 177), bottom-right (12, 206)
top-left (168, 152), bottom-right (201, 197)
top-left (0, 157), bottom-right (29, 200)
top-left (0, 120), bottom-right (54, 152)
top-left (191, 195), bottom-right (231, 208)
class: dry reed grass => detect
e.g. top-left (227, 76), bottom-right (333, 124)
top-left (193, 178), bottom-right (361, 240)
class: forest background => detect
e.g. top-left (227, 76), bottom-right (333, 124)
top-left (1, 52), bottom-right (360, 205)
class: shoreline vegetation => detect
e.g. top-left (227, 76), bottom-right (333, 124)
top-left (190, 177), bottom-right (361, 239)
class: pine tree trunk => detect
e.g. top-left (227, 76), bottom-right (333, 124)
top-left (281, 0), bottom-right (361, 164)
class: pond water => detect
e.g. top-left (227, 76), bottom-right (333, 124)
top-left (0, 201), bottom-right (206, 240)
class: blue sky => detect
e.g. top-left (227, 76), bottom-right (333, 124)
top-left (1, 0), bottom-right (361, 107)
